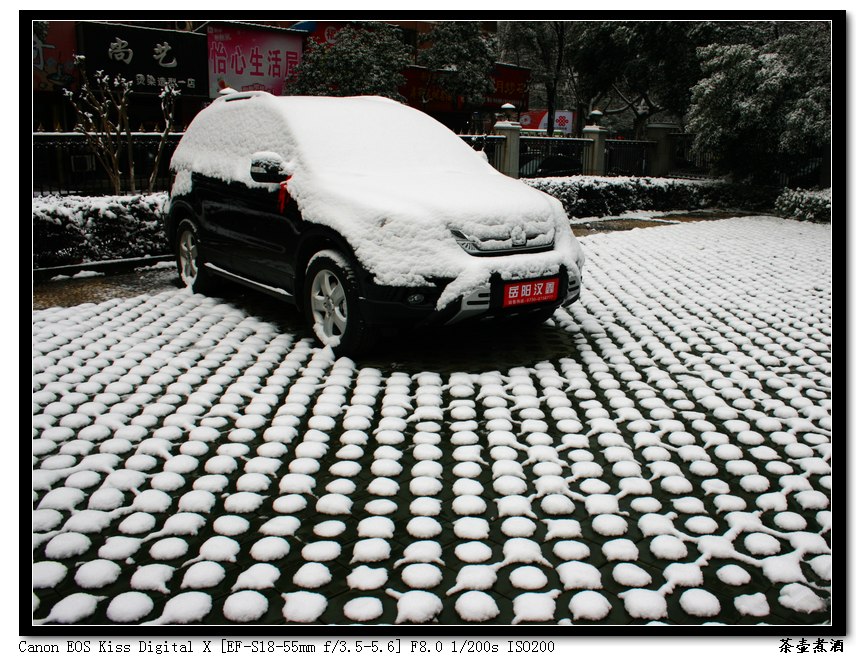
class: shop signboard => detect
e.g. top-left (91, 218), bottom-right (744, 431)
top-left (207, 24), bottom-right (304, 97)
top-left (77, 21), bottom-right (208, 95)
top-left (483, 64), bottom-right (530, 111)
top-left (401, 63), bottom-right (530, 114)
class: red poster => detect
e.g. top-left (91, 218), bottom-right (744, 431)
top-left (207, 24), bottom-right (303, 98)
top-left (33, 21), bottom-right (79, 92)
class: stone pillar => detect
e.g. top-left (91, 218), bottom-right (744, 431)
top-left (645, 122), bottom-right (680, 177)
top-left (494, 120), bottom-right (521, 178)
top-left (582, 125), bottom-right (608, 176)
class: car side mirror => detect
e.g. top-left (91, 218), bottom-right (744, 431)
top-left (250, 152), bottom-right (290, 184)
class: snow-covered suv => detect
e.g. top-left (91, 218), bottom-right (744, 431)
top-left (165, 91), bottom-right (585, 355)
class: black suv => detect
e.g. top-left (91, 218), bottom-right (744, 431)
top-left (165, 92), bottom-right (585, 355)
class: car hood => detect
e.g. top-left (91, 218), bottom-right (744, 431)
top-left (288, 167), bottom-right (584, 307)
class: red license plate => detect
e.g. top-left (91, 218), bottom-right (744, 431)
top-left (502, 277), bottom-right (559, 307)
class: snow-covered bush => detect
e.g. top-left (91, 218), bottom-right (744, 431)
top-left (774, 188), bottom-right (831, 223)
top-left (523, 176), bottom-right (780, 218)
top-left (32, 193), bottom-right (170, 268)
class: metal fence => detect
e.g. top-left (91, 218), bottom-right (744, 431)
top-left (604, 139), bottom-right (654, 177)
top-left (518, 137), bottom-right (591, 178)
top-left (776, 143), bottom-right (829, 188)
top-left (33, 133), bottom-right (182, 196)
top-left (669, 133), bottom-right (713, 178)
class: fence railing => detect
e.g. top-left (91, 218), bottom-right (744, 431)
top-left (669, 133), bottom-right (713, 178)
top-left (776, 143), bottom-right (829, 189)
top-left (604, 139), bottom-right (655, 177)
top-left (518, 137), bottom-right (591, 178)
top-left (461, 134), bottom-right (591, 178)
top-left (33, 132), bottom-right (182, 197)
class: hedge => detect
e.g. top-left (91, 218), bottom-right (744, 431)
top-left (773, 188), bottom-right (832, 223)
top-left (32, 193), bottom-right (170, 268)
top-left (523, 176), bottom-right (781, 219)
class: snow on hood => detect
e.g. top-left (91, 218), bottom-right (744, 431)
top-left (171, 93), bottom-right (584, 306)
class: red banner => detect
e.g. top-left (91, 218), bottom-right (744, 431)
top-left (33, 21), bottom-right (79, 92)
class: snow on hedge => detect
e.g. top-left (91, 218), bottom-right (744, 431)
top-left (31, 216), bottom-right (831, 626)
top-left (32, 194), bottom-right (170, 268)
top-left (774, 187), bottom-right (832, 223)
top-left (524, 175), bottom-right (780, 219)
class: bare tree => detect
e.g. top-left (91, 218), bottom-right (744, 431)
top-left (148, 83), bottom-right (180, 193)
top-left (64, 55), bottom-right (179, 194)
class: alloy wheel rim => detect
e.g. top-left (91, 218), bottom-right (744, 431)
top-left (178, 230), bottom-right (198, 285)
top-left (310, 269), bottom-right (348, 340)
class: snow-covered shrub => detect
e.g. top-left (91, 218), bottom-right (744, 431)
top-left (774, 188), bottom-right (831, 223)
top-left (523, 176), bottom-right (779, 218)
top-left (32, 193), bottom-right (170, 267)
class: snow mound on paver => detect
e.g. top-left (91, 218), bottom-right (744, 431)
top-left (32, 217), bottom-right (831, 626)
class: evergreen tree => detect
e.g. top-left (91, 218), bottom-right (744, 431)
top-left (686, 21), bottom-right (831, 182)
top-left (568, 21), bottom-right (706, 137)
top-left (284, 23), bottom-right (412, 100)
top-left (417, 22), bottom-right (497, 108)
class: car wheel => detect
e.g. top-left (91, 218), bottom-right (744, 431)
top-left (304, 250), bottom-right (375, 356)
top-left (175, 220), bottom-right (214, 294)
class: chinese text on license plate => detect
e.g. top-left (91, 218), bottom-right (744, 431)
top-left (502, 277), bottom-right (559, 307)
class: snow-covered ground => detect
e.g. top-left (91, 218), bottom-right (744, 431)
top-left (30, 215), bottom-right (832, 626)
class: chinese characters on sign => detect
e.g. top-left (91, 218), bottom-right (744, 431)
top-left (78, 22), bottom-right (207, 95)
top-left (502, 279), bottom-right (559, 308)
top-left (106, 38), bottom-right (187, 87)
top-left (207, 25), bottom-right (303, 97)
top-left (108, 37), bottom-right (133, 64)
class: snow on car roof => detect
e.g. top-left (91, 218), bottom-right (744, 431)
top-left (171, 92), bottom-right (490, 180)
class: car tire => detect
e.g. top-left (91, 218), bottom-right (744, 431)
top-left (175, 220), bottom-right (215, 294)
top-left (304, 250), bottom-right (376, 356)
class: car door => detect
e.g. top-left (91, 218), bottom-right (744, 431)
top-left (195, 172), bottom-right (302, 294)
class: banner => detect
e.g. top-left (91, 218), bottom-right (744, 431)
top-left (519, 110), bottom-right (575, 135)
top-left (207, 24), bottom-right (304, 97)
